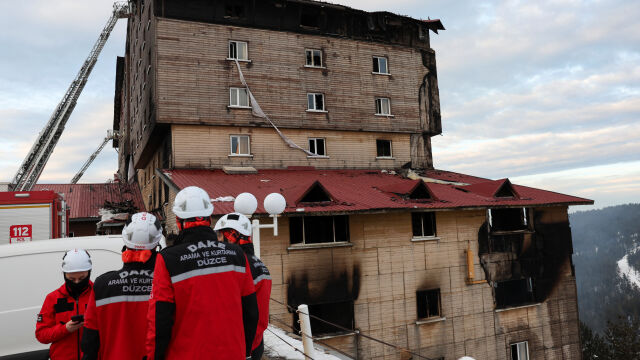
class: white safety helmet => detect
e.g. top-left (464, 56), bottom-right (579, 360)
top-left (62, 249), bottom-right (92, 272)
top-left (122, 212), bottom-right (164, 250)
top-left (214, 212), bottom-right (252, 237)
top-left (172, 186), bottom-right (214, 219)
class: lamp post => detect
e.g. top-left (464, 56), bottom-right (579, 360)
top-left (234, 192), bottom-right (286, 258)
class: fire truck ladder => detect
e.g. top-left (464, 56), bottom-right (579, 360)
top-left (9, 2), bottom-right (129, 191)
top-left (70, 130), bottom-right (118, 184)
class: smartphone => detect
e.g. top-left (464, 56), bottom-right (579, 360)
top-left (71, 315), bottom-right (84, 323)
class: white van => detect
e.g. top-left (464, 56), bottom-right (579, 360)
top-left (0, 236), bottom-right (124, 359)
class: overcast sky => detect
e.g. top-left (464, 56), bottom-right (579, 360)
top-left (1, 0), bottom-right (638, 211)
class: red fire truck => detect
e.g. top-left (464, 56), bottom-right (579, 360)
top-left (0, 191), bottom-right (68, 244)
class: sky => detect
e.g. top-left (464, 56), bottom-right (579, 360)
top-left (0, 0), bottom-right (638, 211)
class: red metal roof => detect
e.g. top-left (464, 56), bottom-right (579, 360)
top-left (161, 169), bottom-right (593, 215)
top-left (33, 183), bottom-right (145, 220)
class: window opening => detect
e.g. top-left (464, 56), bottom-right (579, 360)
top-left (495, 278), bottom-right (535, 309)
top-left (489, 208), bottom-right (528, 232)
top-left (307, 93), bottom-right (325, 111)
top-left (308, 138), bottom-right (326, 156)
top-left (225, 4), bottom-right (245, 18)
top-left (375, 98), bottom-right (391, 115)
top-left (510, 341), bottom-right (529, 360)
top-left (230, 87), bottom-right (250, 107)
top-left (412, 212), bottom-right (436, 237)
top-left (373, 56), bottom-right (389, 74)
top-left (230, 135), bottom-right (250, 155)
top-left (293, 301), bottom-right (354, 336)
top-left (416, 289), bottom-right (441, 319)
top-left (300, 11), bottom-right (319, 28)
top-left (305, 49), bottom-right (323, 67)
top-left (289, 216), bottom-right (349, 245)
top-left (376, 139), bottom-right (392, 157)
top-left (299, 181), bottom-right (331, 203)
top-left (229, 40), bottom-right (248, 60)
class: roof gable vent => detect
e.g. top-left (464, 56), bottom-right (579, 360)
top-left (298, 181), bottom-right (332, 203)
top-left (409, 181), bottom-right (434, 200)
top-left (494, 179), bottom-right (519, 199)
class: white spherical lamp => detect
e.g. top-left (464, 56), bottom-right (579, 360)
top-left (264, 193), bottom-right (286, 215)
top-left (234, 192), bottom-right (258, 215)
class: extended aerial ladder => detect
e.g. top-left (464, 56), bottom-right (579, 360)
top-left (9, 2), bottom-right (129, 191)
top-left (70, 130), bottom-right (118, 184)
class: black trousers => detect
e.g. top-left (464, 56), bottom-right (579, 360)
top-left (252, 340), bottom-right (264, 360)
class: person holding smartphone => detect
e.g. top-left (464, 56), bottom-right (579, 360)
top-left (36, 249), bottom-right (93, 360)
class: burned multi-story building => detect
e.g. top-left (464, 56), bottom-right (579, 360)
top-left (113, 1), bottom-right (592, 359)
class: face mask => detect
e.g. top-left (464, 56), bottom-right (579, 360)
top-left (64, 272), bottom-right (90, 298)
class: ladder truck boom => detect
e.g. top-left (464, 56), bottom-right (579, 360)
top-left (70, 131), bottom-right (117, 184)
top-left (10, 2), bottom-right (129, 191)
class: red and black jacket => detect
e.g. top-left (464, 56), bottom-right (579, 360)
top-left (36, 282), bottom-right (93, 360)
top-left (81, 252), bottom-right (157, 360)
top-left (146, 226), bottom-right (259, 360)
top-left (241, 244), bottom-right (272, 352)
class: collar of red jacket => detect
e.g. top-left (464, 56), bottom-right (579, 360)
top-left (56, 280), bottom-right (93, 298)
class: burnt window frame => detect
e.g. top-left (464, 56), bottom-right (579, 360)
top-left (289, 215), bottom-right (350, 246)
top-left (495, 278), bottom-right (536, 309)
top-left (304, 49), bottom-right (324, 68)
top-left (488, 207), bottom-right (530, 233)
top-left (411, 212), bottom-right (437, 240)
top-left (486, 207), bottom-right (532, 253)
top-left (416, 288), bottom-right (442, 320)
top-left (293, 300), bottom-right (354, 337)
top-left (510, 341), bottom-right (530, 360)
top-left (376, 139), bottom-right (393, 158)
top-left (228, 40), bottom-right (249, 61)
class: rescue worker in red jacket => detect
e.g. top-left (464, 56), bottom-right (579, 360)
top-left (215, 212), bottom-right (272, 360)
top-left (81, 212), bottom-right (164, 360)
top-left (36, 249), bottom-right (93, 360)
top-left (146, 186), bottom-right (259, 360)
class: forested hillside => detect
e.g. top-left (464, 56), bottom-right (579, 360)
top-left (571, 203), bottom-right (640, 333)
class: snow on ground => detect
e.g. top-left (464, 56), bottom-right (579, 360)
top-left (263, 325), bottom-right (343, 360)
top-left (617, 253), bottom-right (640, 288)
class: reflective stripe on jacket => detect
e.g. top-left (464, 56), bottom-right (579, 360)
top-left (81, 253), bottom-right (156, 360)
top-left (146, 226), bottom-right (258, 360)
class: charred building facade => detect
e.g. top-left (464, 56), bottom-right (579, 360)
top-left (113, 1), bottom-right (590, 359)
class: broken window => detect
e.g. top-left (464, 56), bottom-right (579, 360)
top-left (299, 182), bottom-right (331, 203)
top-left (495, 278), bottom-right (535, 309)
top-left (375, 97), bottom-right (391, 115)
top-left (289, 215), bottom-right (349, 245)
top-left (229, 87), bottom-right (250, 107)
top-left (224, 4), bottom-right (245, 18)
top-left (308, 138), bottom-right (326, 156)
top-left (228, 40), bottom-right (248, 60)
top-left (416, 288), bottom-right (441, 319)
top-left (373, 56), bottom-right (389, 74)
top-left (376, 139), bottom-right (392, 158)
top-left (307, 93), bottom-right (325, 111)
top-left (293, 301), bottom-right (354, 336)
top-left (489, 208), bottom-right (528, 232)
top-left (229, 135), bottom-right (250, 155)
top-left (488, 233), bottom-right (523, 253)
top-left (305, 49), bottom-right (323, 67)
top-left (412, 212), bottom-right (436, 238)
top-left (300, 11), bottom-right (319, 28)
top-left (510, 341), bottom-right (529, 360)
